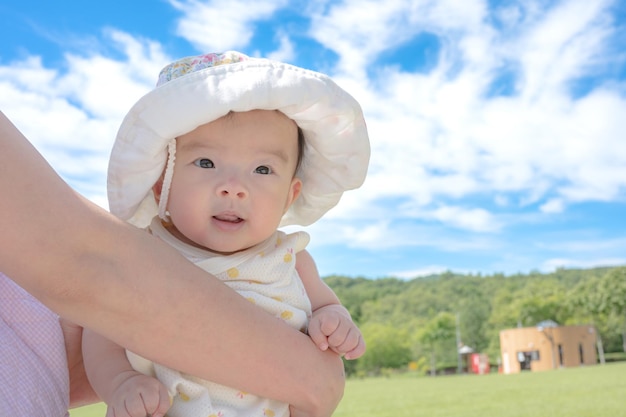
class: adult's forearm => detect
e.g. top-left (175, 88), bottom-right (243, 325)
top-left (0, 111), bottom-right (344, 415)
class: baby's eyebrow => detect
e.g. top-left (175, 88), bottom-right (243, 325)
top-left (176, 140), bottom-right (214, 152)
top-left (265, 147), bottom-right (290, 164)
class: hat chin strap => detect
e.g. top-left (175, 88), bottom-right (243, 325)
top-left (158, 139), bottom-right (177, 221)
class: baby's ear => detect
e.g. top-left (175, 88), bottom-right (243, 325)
top-left (152, 176), bottom-right (164, 204)
top-left (285, 177), bottom-right (302, 211)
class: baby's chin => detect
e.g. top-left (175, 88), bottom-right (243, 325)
top-left (205, 239), bottom-right (263, 256)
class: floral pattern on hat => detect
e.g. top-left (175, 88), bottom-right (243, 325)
top-left (157, 51), bottom-right (249, 86)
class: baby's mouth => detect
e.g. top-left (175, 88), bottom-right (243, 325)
top-left (214, 214), bottom-right (244, 223)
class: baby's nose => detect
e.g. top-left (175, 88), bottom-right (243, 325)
top-left (218, 179), bottom-right (248, 199)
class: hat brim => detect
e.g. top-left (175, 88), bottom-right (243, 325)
top-left (108, 58), bottom-right (370, 228)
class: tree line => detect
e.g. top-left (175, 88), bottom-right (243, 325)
top-left (323, 266), bottom-right (626, 376)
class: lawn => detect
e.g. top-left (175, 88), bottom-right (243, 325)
top-left (71, 362), bottom-right (626, 417)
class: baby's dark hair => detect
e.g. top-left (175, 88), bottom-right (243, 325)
top-left (295, 126), bottom-right (305, 176)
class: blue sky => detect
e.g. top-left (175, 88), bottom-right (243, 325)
top-left (1, 0), bottom-right (625, 279)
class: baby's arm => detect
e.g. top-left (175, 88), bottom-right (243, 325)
top-left (82, 328), bottom-right (171, 417)
top-left (296, 250), bottom-right (365, 360)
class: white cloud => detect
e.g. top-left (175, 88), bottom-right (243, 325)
top-left (299, 215), bottom-right (500, 254)
top-left (305, 0), bottom-right (626, 237)
top-left (538, 236), bottom-right (626, 253)
top-left (0, 30), bottom-right (169, 205)
top-left (309, 0), bottom-right (491, 77)
top-left (513, 0), bottom-right (614, 100)
top-left (540, 199), bottom-right (565, 214)
top-left (265, 31), bottom-right (296, 62)
top-left (428, 205), bottom-right (500, 232)
top-left (390, 265), bottom-right (450, 280)
top-left (282, 0), bottom-right (625, 251)
top-left (541, 257), bottom-right (626, 272)
top-left (57, 30), bottom-right (168, 120)
top-left (169, 0), bottom-right (288, 52)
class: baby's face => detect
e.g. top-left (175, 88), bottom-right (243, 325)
top-left (165, 110), bottom-right (302, 254)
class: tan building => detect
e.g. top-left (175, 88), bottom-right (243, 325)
top-left (499, 321), bottom-right (597, 374)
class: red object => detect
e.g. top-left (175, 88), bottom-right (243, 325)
top-left (470, 353), bottom-right (489, 374)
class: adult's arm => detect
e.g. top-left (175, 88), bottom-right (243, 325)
top-left (0, 111), bottom-right (344, 416)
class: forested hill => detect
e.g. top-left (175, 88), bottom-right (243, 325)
top-left (323, 266), bottom-right (626, 374)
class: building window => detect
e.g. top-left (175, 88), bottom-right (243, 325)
top-left (517, 351), bottom-right (540, 371)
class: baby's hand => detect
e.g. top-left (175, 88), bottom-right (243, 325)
top-left (307, 305), bottom-right (366, 360)
top-left (107, 371), bottom-right (171, 417)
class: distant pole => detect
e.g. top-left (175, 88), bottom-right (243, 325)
top-left (456, 312), bottom-right (462, 374)
top-left (596, 329), bottom-right (606, 364)
top-left (548, 328), bottom-right (556, 369)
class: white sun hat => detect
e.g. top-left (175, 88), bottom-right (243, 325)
top-left (107, 51), bottom-right (370, 228)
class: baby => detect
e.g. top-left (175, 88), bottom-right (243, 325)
top-left (84, 51), bottom-right (370, 417)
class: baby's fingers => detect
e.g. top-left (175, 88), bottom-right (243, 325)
top-left (327, 324), bottom-right (365, 359)
top-left (135, 381), bottom-right (171, 417)
top-left (308, 316), bottom-right (338, 351)
top-left (109, 375), bottom-right (171, 417)
top-left (343, 333), bottom-right (366, 360)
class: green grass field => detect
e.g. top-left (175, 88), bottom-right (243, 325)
top-left (71, 362), bottom-right (626, 417)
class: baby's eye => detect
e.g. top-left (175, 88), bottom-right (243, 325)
top-left (255, 165), bottom-right (272, 175)
top-left (193, 158), bottom-right (214, 169)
